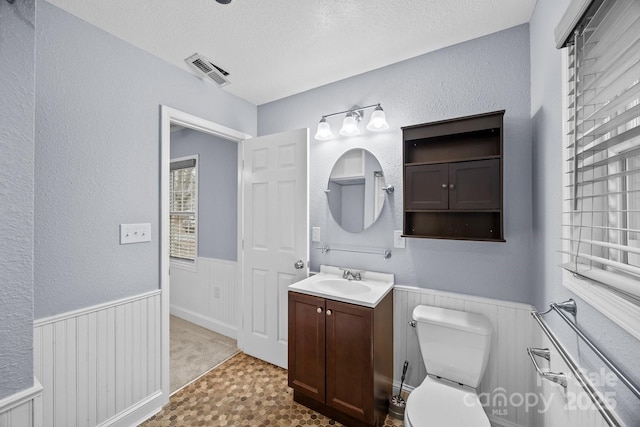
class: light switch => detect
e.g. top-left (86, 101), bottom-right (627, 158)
top-left (120, 223), bottom-right (152, 244)
top-left (312, 227), bottom-right (321, 242)
top-left (394, 230), bottom-right (405, 249)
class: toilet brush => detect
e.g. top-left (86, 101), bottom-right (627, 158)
top-left (389, 360), bottom-right (409, 419)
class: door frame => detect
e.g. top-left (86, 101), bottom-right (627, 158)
top-left (159, 105), bottom-right (252, 403)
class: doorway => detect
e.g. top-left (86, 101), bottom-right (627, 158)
top-left (159, 106), bottom-right (251, 402)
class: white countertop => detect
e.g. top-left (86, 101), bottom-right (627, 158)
top-left (288, 265), bottom-right (394, 308)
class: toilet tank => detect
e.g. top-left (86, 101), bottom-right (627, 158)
top-left (412, 305), bottom-right (493, 388)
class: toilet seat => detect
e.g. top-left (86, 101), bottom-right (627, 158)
top-left (405, 376), bottom-right (490, 427)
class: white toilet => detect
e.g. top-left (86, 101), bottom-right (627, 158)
top-left (404, 305), bottom-right (493, 427)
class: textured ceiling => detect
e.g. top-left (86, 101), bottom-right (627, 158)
top-left (45, 0), bottom-right (536, 105)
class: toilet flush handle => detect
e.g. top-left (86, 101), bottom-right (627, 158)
top-left (408, 320), bottom-right (416, 327)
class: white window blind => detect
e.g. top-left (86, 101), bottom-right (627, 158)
top-left (170, 158), bottom-right (197, 261)
top-left (562, 0), bottom-right (640, 301)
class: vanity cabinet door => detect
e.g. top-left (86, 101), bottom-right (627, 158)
top-left (325, 299), bottom-right (374, 424)
top-left (288, 292), bottom-right (326, 403)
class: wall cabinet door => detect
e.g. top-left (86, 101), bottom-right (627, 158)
top-left (288, 292), bottom-right (326, 403)
top-left (405, 164), bottom-right (449, 210)
top-left (325, 299), bottom-right (374, 424)
top-left (449, 159), bottom-right (500, 210)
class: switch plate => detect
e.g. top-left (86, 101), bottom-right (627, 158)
top-left (394, 230), bottom-right (405, 248)
top-left (120, 223), bottom-right (152, 244)
top-left (312, 227), bottom-right (321, 242)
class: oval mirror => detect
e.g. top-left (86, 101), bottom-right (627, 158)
top-left (327, 149), bottom-right (387, 233)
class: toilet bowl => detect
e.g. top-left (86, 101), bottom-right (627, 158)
top-left (404, 305), bottom-right (493, 427)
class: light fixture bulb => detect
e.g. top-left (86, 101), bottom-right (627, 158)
top-left (340, 112), bottom-right (360, 136)
top-left (314, 117), bottom-right (334, 140)
top-left (366, 105), bottom-right (389, 131)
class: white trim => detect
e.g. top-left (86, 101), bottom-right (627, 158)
top-left (96, 390), bottom-right (163, 427)
top-left (564, 271), bottom-right (640, 341)
top-left (160, 105), bottom-right (252, 406)
top-left (555, 0), bottom-right (592, 48)
top-left (33, 290), bottom-right (161, 327)
top-left (0, 379), bottom-right (42, 414)
top-left (170, 305), bottom-right (237, 339)
top-left (393, 285), bottom-right (533, 311)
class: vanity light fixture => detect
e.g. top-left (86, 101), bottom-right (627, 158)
top-left (314, 104), bottom-right (389, 140)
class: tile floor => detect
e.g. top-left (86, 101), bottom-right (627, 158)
top-left (142, 352), bottom-right (404, 426)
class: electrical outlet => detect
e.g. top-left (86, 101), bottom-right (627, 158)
top-left (394, 230), bottom-right (405, 248)
top-left (312, 227), bottom-right (321, 242)
top-left (120, 223), bottom-right (152, 244)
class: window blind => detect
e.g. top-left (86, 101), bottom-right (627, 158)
top-left (562, 0), bottom-right (640, 300)
top-left (170, 159), bottom-right (197, 261)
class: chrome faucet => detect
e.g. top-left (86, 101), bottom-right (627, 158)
top-left (340, 269), bottom-right (362, 281)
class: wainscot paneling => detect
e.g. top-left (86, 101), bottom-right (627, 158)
top-left (0, 380), bottom-right (42, 427)
top-left (170, 257), bottom-right (238, 338)
top-left (33, 290), bottom-right (162, 427)
top-left (393, 286), bottom-right (536, 427)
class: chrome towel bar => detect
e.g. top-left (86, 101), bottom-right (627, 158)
top-left (316, 245), bottom-right (391, 259)
top-left (526, 347), bottom-right (567, 388)
top-left (531, 307), bottom-right (623, 427)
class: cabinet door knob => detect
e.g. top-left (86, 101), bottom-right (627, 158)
top-left (441, 183), bottom-right (448, 189)
top-left (317, 307), bottom-right (323, 314)
top-left (326, 309), bottom-right (332, 316)
top-left (449, 184), bottom-right (456, 190)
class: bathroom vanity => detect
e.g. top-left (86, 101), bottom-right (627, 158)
top-left (288, 266), bottom-right (394, 427)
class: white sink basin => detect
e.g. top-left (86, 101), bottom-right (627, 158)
top-left (288, 265), bottom-right (394, 308)
top-left (312, 278), bottom-right (371, 296)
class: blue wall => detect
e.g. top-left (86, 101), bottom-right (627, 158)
top-left (33, 0), bottom-right (256, 318)
top-left (259, 25), bottom-right (534, 304)
top-left (529, 0), bottom-right (640, 424)
top-left (0, 0), bottom-right (36, 400)
top-left (170, 128), bottom-right (238, 262)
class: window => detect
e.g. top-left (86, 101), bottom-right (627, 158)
top-left (560, 0), bottom-right (640, 337)
top-left (170, 156), bottom-right (198, 262)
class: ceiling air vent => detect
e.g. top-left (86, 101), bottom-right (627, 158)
top-left (185, 53), bottom-right (231, 87)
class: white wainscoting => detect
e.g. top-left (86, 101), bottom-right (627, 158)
top-left (0, 380), bottom-right (42, 427)
top-left (529, 318), bottom-right (623, 427)
top-left (33, 290), bottom-right (163, 427)
top-left (170, 257), bottom-right (238, 338)
top-left (393, 286), bottom-right (536, 427)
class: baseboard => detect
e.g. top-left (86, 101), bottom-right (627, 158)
top-left (0, 379), bottom-right (43, 427)
top-left (170, 304), bottom-right (237, 339)
top-left (97, 390), bottom-right (163, 427)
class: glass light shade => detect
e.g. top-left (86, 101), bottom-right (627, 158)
top-left (339, 113), bottom-right (360, 136)
top-left (366, 106), bottom-right (389, 131)
top-left (314, 118), bottom-right (334, 140)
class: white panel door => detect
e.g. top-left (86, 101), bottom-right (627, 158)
top-left (242, 128), bottom-right (308, 368)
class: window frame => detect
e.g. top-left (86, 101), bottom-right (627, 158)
top-left (559, 1), bottom-right (640, 340)
top-left (169, 154), bottom-right (199, 272)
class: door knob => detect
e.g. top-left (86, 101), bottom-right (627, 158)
top-left (449, 184), bottom-right (456, 190)
top-left (441, 184), bottom-right (448, 189)
top-left (294, 260), bottom-right (305, 269)
top-left (326, 309), bottom-right (332, 316)
top-left (317, 307), bottom-right (323, 314)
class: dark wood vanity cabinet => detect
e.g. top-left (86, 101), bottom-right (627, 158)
top-left (288, 291), bottom-right (393, 427)
top-left (403, 110), bottom-right (505, 241)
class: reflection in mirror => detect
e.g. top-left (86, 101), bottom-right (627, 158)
top-left (327, 149), bottom-right (386, 233)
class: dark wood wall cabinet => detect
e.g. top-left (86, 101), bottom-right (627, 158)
top-left (288, 291), bottom-right (393, 427)
top-left (402, 110), bottom-right (505, 241)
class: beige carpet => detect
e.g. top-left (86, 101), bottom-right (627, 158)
top-left (170, 315), bottom-right (238, 393)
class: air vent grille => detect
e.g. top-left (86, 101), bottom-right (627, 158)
top-left (185, 53), bottom-right (231, 87)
